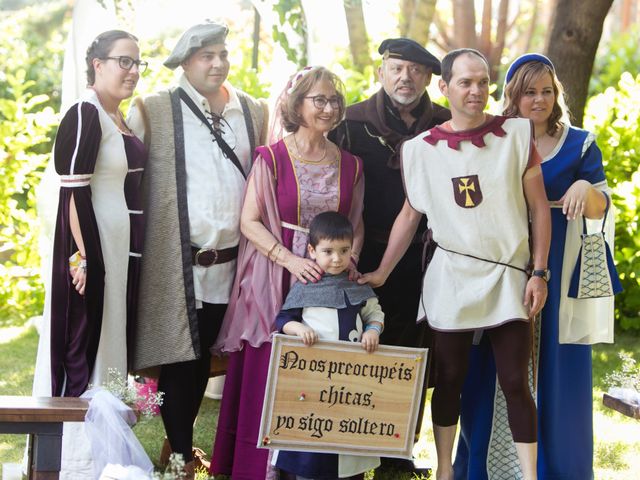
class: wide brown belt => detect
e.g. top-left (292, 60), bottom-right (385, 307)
top-left (191, 245), bottom-right (239, 267)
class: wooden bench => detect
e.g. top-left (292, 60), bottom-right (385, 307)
top-left (0, 396), bottom-right (89, 479)
top-left (602, 393), bottom-right (640, 420)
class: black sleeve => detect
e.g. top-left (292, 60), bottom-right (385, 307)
top-left (275, 308), bottom-right (304, 333)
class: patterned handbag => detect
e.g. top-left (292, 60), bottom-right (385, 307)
top-left (568, 192), bottom-right (623, 299)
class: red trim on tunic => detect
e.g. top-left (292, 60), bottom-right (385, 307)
top-left (424, 115), bottom-right (508, 150)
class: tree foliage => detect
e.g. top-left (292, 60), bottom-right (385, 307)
top-left (584, 73), bottom-right (640, 331)
top-left (0, 1), bottom-right (270, 326)
top-left (589, 25), bottom-right (640, 97)
top-left (272, 0), bottom-right (308, 67)
top-left (0, 2), bottom-right (69, 326)
top-left (0, 0), bottom-right (638, 333)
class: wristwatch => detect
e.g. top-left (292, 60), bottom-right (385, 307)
top-left (531, 269), bottom-right (551, 282)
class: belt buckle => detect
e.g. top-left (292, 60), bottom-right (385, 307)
top-left (195, 248), bottom-right (218, 267)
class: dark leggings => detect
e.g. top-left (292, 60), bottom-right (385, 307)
top-left (158, 302), bottom-right (226, 461)
top-left (431, 320), bottom-right (537, 443)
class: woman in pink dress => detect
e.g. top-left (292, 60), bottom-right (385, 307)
top-left (210, 66), bottom-right (364, 479)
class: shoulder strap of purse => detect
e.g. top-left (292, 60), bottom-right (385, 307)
top-left (582, 191), bottom-right (610, 234)
top-left (177, 87), bottom-right (247, 179)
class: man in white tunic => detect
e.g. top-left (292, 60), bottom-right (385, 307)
top-left (127, 21), bottom-right (267, 477)
top-left (361, 49), bottom-right (551, 480)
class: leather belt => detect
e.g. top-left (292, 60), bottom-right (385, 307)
top-left (191, 245), bottom-right (239, 267)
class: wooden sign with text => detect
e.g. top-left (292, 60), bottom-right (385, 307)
top-left (258, 334), bottom-right (428, 459)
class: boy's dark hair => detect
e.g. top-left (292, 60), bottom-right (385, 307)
top-left (308, 211), bottom-right (353, 247)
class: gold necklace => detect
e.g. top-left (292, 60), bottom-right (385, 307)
top-left (292, 133), bottom-right (328, 163)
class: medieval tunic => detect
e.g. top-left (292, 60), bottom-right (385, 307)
top-left (127, 80), bottom-right (267, 372)
top-left (181, 77), bottom-right (252, 305)
top-left (401, 116), bottom-right (532, 331)
top-left (31, 89), bottom-right (146, 477)
top-left (211, 140), bottom-right (364, 479)
top-left (273, 272), bottom-right (383, 478)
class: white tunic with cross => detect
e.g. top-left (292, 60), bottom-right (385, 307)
top-left (401, 116), bottom-right (533, 331)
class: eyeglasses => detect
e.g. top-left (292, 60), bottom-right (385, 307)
top-left (304, 95), bottom-right (342, 110)
top-left (103, 56), bottom-right (148, 73)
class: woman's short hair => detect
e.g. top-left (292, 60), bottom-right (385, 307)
top-left (86, 30), bottom-right (138, 85)
top-left (502, 61), bottom-right (568, 136)
top-left (280, 66), bottom-right (346, 133)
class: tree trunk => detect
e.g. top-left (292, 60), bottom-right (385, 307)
top-left (479, 0), bottom-right (492, 55)
top-left (399, 0), bottom-right (412, 37)
top-left (343, 0), bottom-right (370, 71)
top-left (489, 0), bottom-right (509, 82)
top-left (542, 0), bottom-right (558, 50)
top-left (252, 6), bottom-right (260, 70)
top-left (523, 0), bottom-right (539, 53)
top-left (545, 0), bottom-right (613, 126)
top-left (407, 0), bottom-right (438, 46)
top-left (453, 0), bottom-right (477, 48)
top-left (621, 0), bottom-right (633, 31)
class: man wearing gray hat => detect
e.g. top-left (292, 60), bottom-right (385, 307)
top-left (128, 21), bottom-right (268, 476)
top-left (329, 38), bottom-right (449, 474)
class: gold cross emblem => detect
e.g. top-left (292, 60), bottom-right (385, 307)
top-left (458, 177), bottom-right (477, 207)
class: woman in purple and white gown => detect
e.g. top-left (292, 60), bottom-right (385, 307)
top-left (31, 30), bottom-right (147, 478)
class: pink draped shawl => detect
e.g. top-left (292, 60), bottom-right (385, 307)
top-left (212, 139), bottom-right (364, 353)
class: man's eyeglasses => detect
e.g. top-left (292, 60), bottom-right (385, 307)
top-left (304, 95), bottom-right (342, 110)
top-left (103, 56), bottom-right (148, 73)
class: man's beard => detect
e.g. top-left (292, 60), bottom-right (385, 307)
top-left (389, 89), bottom-right (419, 106)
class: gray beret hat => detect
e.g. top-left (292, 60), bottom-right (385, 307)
top-left (164, 21), bottom-right (229, 69)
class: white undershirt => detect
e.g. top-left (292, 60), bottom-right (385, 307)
top-left (179, 75), bottom-right (251, 305)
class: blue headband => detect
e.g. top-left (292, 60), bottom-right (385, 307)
top-left (504, 53), bottom-right (555, 85)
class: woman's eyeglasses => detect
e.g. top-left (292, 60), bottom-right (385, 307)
top-left (304, 95), bottom-right (342, 110)
top-left (103, 56), bottom-right (148, 73)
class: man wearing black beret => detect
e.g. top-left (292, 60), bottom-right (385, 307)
top-left (329, 38), bottom-right (450, 474)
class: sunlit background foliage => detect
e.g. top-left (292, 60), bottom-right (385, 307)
top-left (0, 0), bottom-right (639, 333)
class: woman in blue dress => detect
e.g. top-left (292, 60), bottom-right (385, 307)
top-left (454, 54), bottom-right (617, 479)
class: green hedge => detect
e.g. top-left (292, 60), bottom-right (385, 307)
top-left (584, 72), bottom-right (640, 331)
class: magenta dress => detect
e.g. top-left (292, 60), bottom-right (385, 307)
top-left (210, 139), bottom-right (364, 479)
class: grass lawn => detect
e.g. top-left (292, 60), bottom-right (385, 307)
top-left (1, 324), bottom-right (639, 479)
